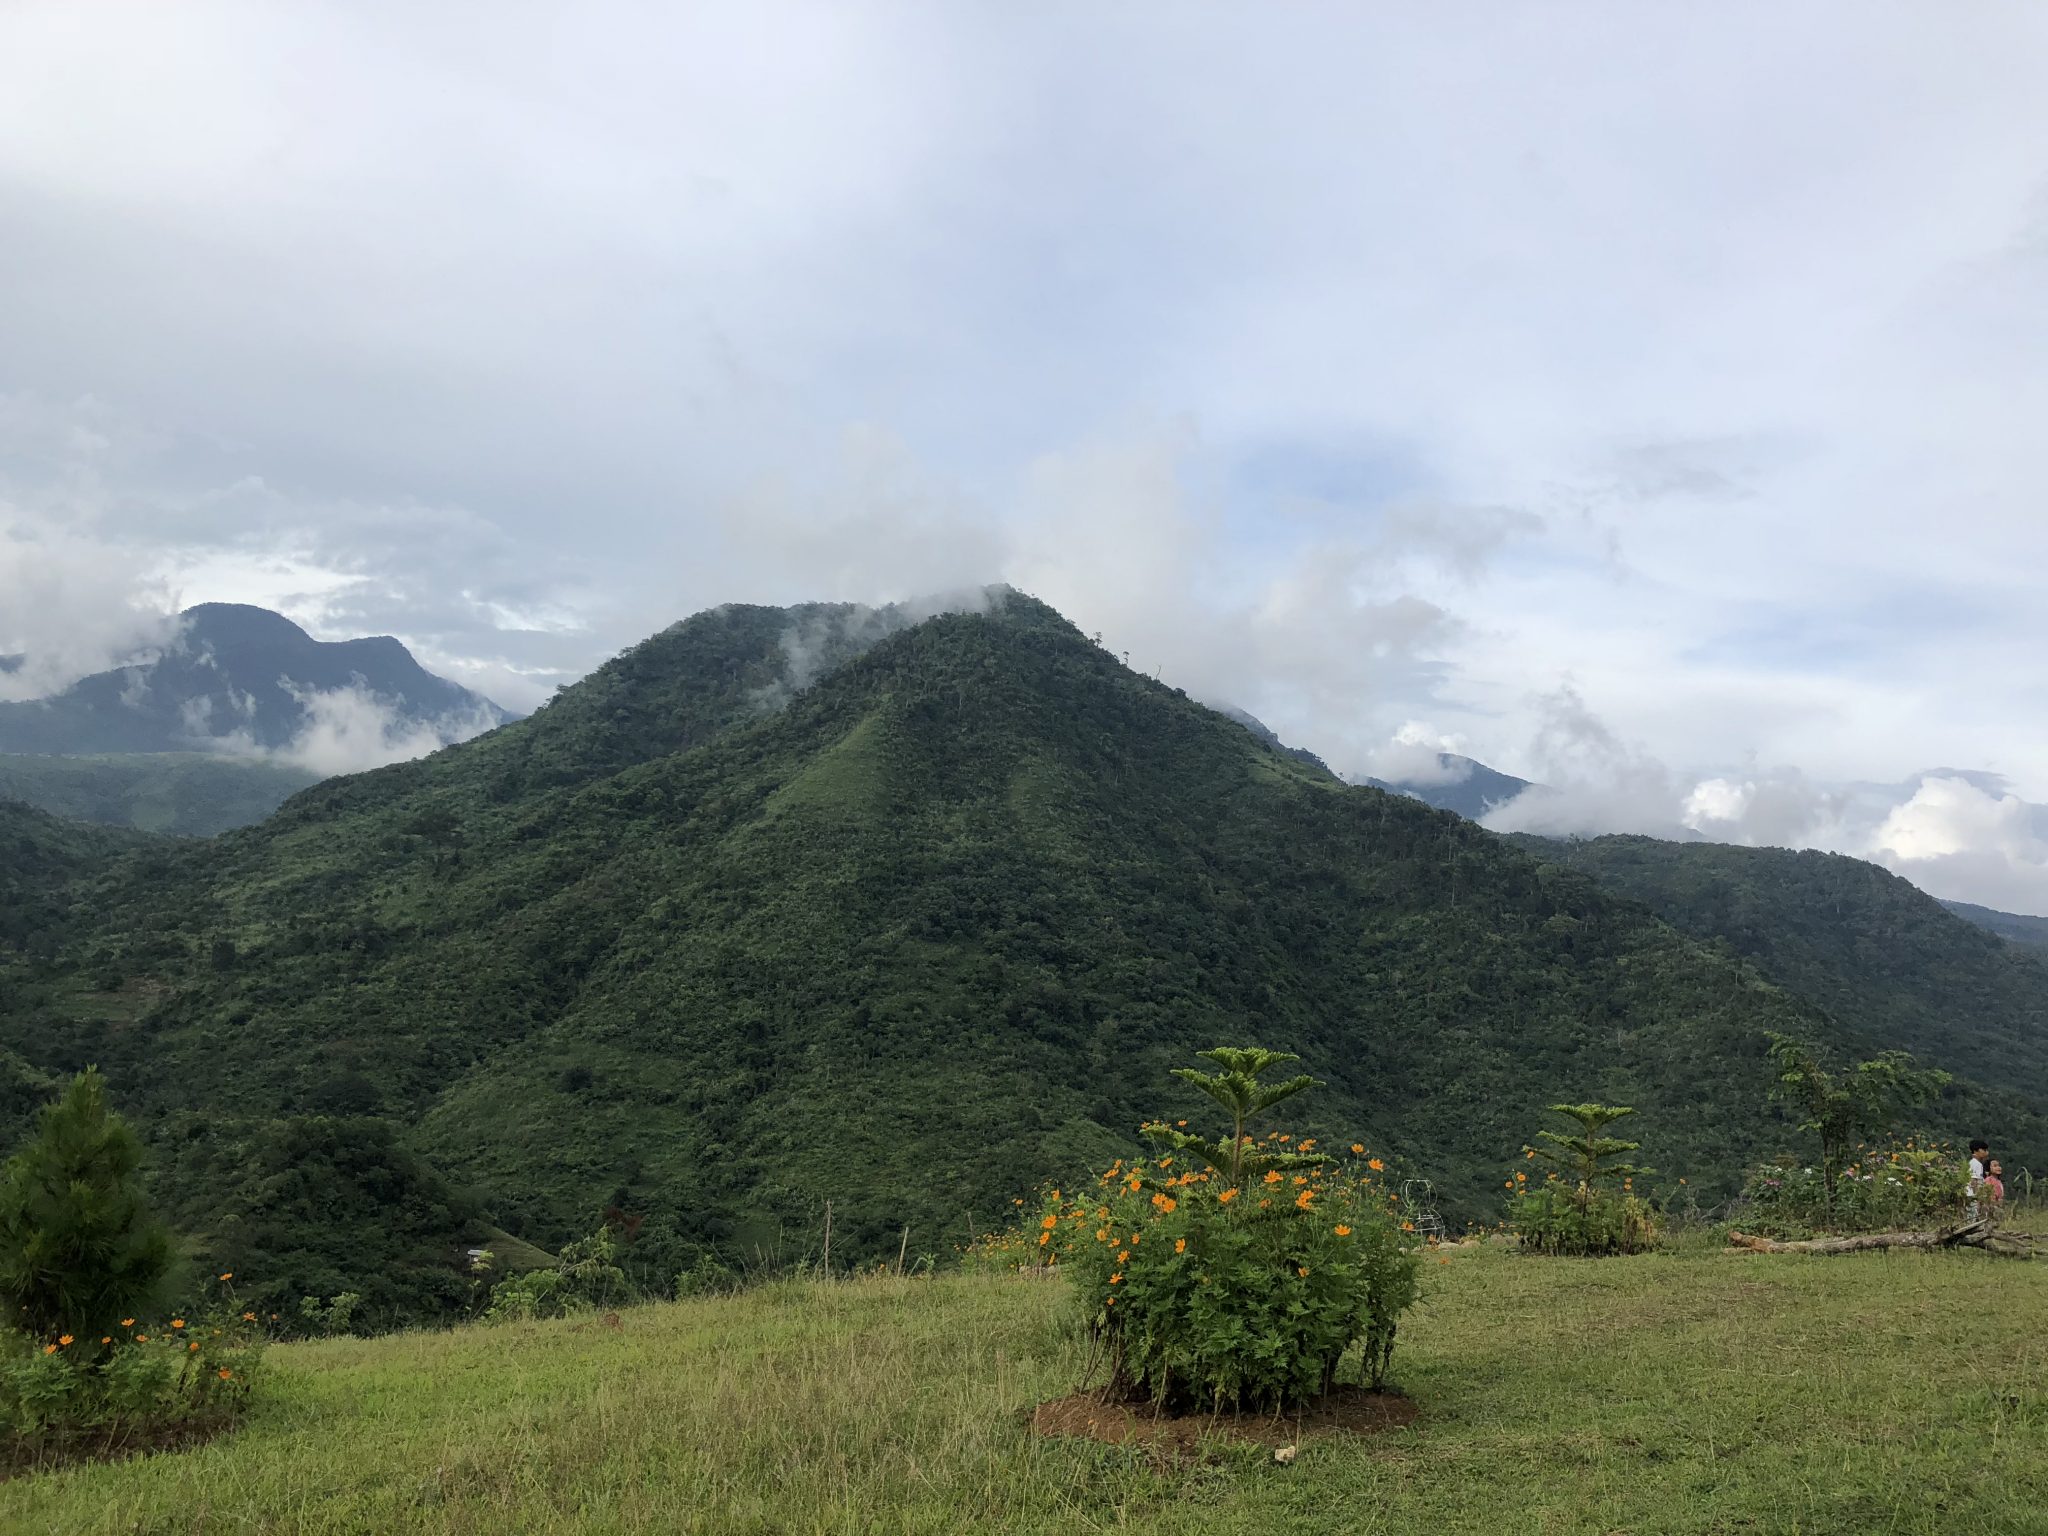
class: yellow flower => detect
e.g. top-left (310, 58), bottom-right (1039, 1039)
top-left (1367, 1158), bottom-right (1385, 1173)
top-left (1174, 1238), bottom-right (1186, 1254)
top-left (1334, 1225), bottom-right (1352, 1237)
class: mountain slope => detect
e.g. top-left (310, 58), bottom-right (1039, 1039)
top-left (0, 603), bottom-right (509, 756)
top-left (1357, 754), bottom-right (1533, 820)
top-left (4, 596), bottom-right (2039, 1319)
top-left (1515, 835), bottom-right (2048, 1095)
top-left (0, 752), bottom-right (321, 836)
top-left (1944, 899), bottom-right (2048, 950)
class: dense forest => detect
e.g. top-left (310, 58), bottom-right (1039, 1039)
top-left (1, 594), bottom-right (2039, 1324)
top-left (0, 752), bottom-right (319, 837)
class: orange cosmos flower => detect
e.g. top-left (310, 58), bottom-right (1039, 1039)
top-left (121, 1319), bottom-right (134, 1328)
top-left (1334, 1225), bottom-right (1352, 1237)
top-left (42, 1344), bottom-right (56, 1355)
top-left (1264, 1171), bottom-right (1283, 1185)
top-left (218, 1368), bottom-right (232, 1380)
top-left (1110, 1273), bottom-right (1123, 1284)
top-left (1351, 1144), bottom-right (1365, 1155)
top-left (1367, 1158), bottom-right (1385, 1173)
top-left (1219, 1189), bottom-right (1239, 1204)
top-left (100, 1336), bottom-right (111, 1345)
top-left (219, 1272), bottom-right (233, 1281)
top-left (1174, 1238), bottom-right (1186, 1254)
top-left (171, 1319), bottom-right (185, 1330)
top-left (57, 1334), bottom-right (72, 1347)
top-left (242, 1312), bottom-right (256, 1322)
top-left (1297, 1266), bottom-right (1310, 1278)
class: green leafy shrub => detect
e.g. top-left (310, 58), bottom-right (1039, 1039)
top-left (1508, 1103), bottom-right (1658, 1256)
top-left (673, 1253), bottom-right (738, 1298)
top-left (484, 1225), bottom-right (630, 1321)
top-left (1763, 1034), bottom-right (1951, 1225)
top-left (1044, 1047), bottom-right (1419, 1410)
top-left (1737, 1138), bottom-right (1969, 1236)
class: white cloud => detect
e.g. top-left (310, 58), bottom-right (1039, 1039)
top-left (210, 682), bottom-right (503, 777)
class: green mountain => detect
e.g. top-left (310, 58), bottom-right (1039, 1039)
top-left (2, 595), bottom-right (2038, 1323)
top-left (0, 752), bottom-right (320, 836)
top-left (1944, 898), bottom-right (2048, 950)
top-left (1513, 834), bottom-right (2048, 1101)
top-left (0, 602), bottom-right (507, 756)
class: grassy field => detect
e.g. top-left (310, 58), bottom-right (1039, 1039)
top-left (5, 1236), bottom-right (2046, 1535)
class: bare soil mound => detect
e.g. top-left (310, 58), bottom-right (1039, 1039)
top-left (1031, 1385), bottom-right (1416, 1462)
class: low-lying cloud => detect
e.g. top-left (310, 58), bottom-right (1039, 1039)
top-left (206, 682), bottom-right (504, 777)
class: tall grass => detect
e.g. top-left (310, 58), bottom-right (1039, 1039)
top-left (5, 1242), bottom-right (2046, 1534)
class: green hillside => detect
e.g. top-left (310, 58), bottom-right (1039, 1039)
top-left (0, 752), bottom-right (320, 836)
top-left (1944, 897), bottom-right (2048, 950)
top-left (2, 596), bottom-right (2037, 1321)
top-left (1514, 835), bottom-right (2048, 1098)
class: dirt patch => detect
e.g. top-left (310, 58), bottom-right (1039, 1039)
top-left (1032, 1385), bottom-right (1417, 1463)
top-left (0, 1415), bottom-right (239, 1482)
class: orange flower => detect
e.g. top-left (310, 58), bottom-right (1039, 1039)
top-left (1299, 1139), bottom-right (1316, 1151)
top-left (171, 1319), bottom-right (185, 1330)
top-left (1040, 1214), bottom-right (1057, 1231)
top-left (1038, 1233), bottom-right (1051, 1247)
top-left (57, 1334), bottom-right (73, 1347)
top-left (1118, 1250), bottom-right (1130, 1263)
top-left (1297, 1266), bottom-right (1310, 1278)
top-left (1351, 1143), bottom-right (1365, 1155)
top-left (42, 1343), bottom-right (56, 1355)
top-left (1367, 1158), bottom-right (1385, 1173)
top-left (188, 1341), bottom-right (199, 1352)
top-left (1402, 1220), bottom-right (1415, 1232)
top-left (1175, 1120), bottom-right (1187, 1127)
top-left (121, 1319), bottom-right (134, 1328)
top-left (1334, 1225), bottom-right (1352, 1237)
top-left (100, 1336), bottom-right (111, 1345)
top-left (219, 1272), bottom-right (233, 1281)
top-left (242, 1312), bottom-right (256, 1322)
top-left (1104, 1296), bottom-right (1115, 1307)
top-left (1174, 1238), bottom-right (1186, 1254)
top-left (217, 1368), bottom-right (232, 1380)
top-left (1263, 1171), bottom-right (1283, 1185)
top-left (1110, 1273), bottom-right (1123, 1284)
top-left (1294, 1190), bottom-right (1315, 1210)
top-left (1525, 1150), bottom-right (1536, 1160)
top-left (1156, 1196), bottom-right (1177, 1214)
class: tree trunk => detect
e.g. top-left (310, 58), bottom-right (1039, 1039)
top-left (1727, 1218), bottom-right (2037, 1259)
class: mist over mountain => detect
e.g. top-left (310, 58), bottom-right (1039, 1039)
top-left (0, 604), bottom-right (511, 769)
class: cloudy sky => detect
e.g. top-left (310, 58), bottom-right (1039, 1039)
top-left (3, 2), bottom-right (2047, 910)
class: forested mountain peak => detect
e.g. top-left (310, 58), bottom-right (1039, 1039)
top-left (3, 594), bottom-right (2041, 1323)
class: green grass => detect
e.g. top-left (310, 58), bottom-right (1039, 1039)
top-left (6, 1240), bottom-right (2046, 1534)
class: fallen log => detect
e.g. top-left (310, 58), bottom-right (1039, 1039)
top-left (1727, 1218), bottom-right (2039, 1259)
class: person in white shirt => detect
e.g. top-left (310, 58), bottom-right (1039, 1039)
top-left (1967, 1139), bottom-right (1990, 1218)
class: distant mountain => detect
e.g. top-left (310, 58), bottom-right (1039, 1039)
top-left (1357, 753), bottom-right (1533, 821)
top-left (1944, 899), bottom-right (2048, 950)
top-left (1513, 834), bottom-right (2048, 1096)
top-left (0, 603), bottom-right (510, 757)
top-left (7, 592), bottom-right (2043, 1325)
top-left (0, 753), bottom-right (320, 837)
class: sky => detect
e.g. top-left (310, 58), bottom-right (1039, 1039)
top-left (2, 2), bottom-right (2047, 911)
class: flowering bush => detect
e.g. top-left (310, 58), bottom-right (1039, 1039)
top-left (1042, 1047), bottom-right (1419, 1410)
top-left (1737, 1139), bottom-right (1969, 1236)
top-left (1507, 1103), bottom-right (1658, 1256)
top-left (0, 1272), bottom-right (264, 1458)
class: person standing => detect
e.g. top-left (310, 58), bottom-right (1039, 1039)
top-left (1967, 1139), bottom-right (1991, 1218)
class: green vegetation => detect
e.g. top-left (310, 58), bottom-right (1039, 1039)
top-left (1048, 1047), bottom-right (1417, 1407)
top-left (1507, 1103), bottom-right (1658, 1256)
top-left (0, 1069), bottom-right (173, 1339)
top-left (2, 596), bottom-right (2040, 1324)
top-left (3, 1242), bottom-right (2045, 1532)
top-left (1764, 1032), bottom-right (1950, 1222)
top-left (1517, 834), bottom-right (2048, 1097)
top-left (0, 753), bottom-right (319, 837)
top-left (1739, 1138), bottom-right (1970, 1237)
top-left (0, 1071), bottom-right (262, 1467)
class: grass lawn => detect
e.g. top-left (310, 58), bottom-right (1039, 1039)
top-left (5, 1237), bottom-right (2045, 1534)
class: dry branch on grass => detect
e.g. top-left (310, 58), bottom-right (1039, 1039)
top-left (1727, 1217), bottom-right (2038, 1259)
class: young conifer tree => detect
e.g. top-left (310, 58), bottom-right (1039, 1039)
top-left (0, 1067), bottom-right (173, 1339)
